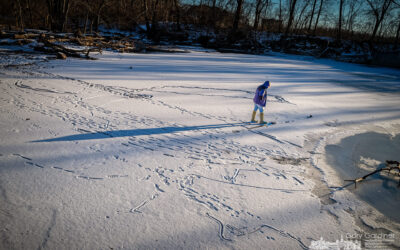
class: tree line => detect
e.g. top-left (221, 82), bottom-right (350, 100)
top-left (1, 0), bottom-right (400, 45)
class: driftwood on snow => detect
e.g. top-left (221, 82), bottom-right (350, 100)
top-left (345, 160), bottom-right (400, 188)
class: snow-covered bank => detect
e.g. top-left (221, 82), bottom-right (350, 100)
top-left (0, 50), bottom-right (399, 249)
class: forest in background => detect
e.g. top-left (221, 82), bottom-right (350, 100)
top-left (1, 0), bottom-right (400, 67)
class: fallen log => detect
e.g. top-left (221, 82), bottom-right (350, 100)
top-left (56, 52), bottom-right (67, 59)
top-left (345, 160), bottom-right (400, 188)
top-left (2, 29), bottom-right (150, 58)
top-left (37, 36), bottom-right (101, 60)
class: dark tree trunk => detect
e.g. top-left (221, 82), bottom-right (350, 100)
top-left (313, 0), bottom-right (324, 36)
top-left (211, 0), bottom-right (217, 30)
top-left (345, 0), bottom-right (357, 38)
top-left (90, 18), bottom-right (93, 34)
top-left (371, 17), bottom-right (382, 43)
top-left (173, 0), bottom-right (181, 31)
top-left (308, 0), bottom-right (317, 32)
top-left (395, 18), bottom-right (400, 49)
top-left (94, 14), bottom-right (100, 32)
top-left (278, 0), bottom-right (282, 32)
top-left (46, 0), bottom-right (70, 32)
top-left (27, 0), bottom-right (34, 27)
top-left (16, 0), bottom-right (24, 31)
top-left (253, 0), bottom-right (263, 30)
top-left (83, 12), bottom-right (89, 35)
top-left (293, 1), bottom-right (308, 34)
top-left (117, 0), bottom-right (121, 29)
top-left (285, 0), bottom-right (298, 35)
top-left (142, 0), bottom-right (151, 33)
top-left (337, 0), bottom-right (344, 40)
top-left (232, 0), bottom-right (243, 32)
top-left (94, 0), bottom-right (107, 32)
top-left (150, 0), bottom-right (160, 36)
top-left (367, 0), bottom-right (393, 43)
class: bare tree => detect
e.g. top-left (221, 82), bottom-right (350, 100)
top-left (313, 0), bottom-right (324, 35)
top-left (293, 0), bottom-right (310, 33)
top-left (139, 0), bottom-right (161, 39)
top-left (232, 0), bottom-right (244, 33)
top-left (307, 0), bottom-right (318, 33)
top-left (254, 0), bottom-right (269, 30)
top-left (46, 0), bottom-right (70, 31)
top-left (396, 16), bottom-right (400, 48)
top-left (94, 0), bottom-right (110, 32)
top-left (278, 0), bottom-right (283, 32)
top-left (142, 0), bottom-right (151, 32)
top-left (345, 0), bottom-right (361, 38)
top-left (366, 0), bottom-right (394, 42)
top-left (150, 0), bottom-right (160, 36)
top-left (80, 0), bottom-right (109, 33)
top-left (211, 0), bottom-right (217, 30)
top-left (337, 0), bottom-right (344, 40)
top-left (26, 0), bottom-right (34, 27)
top-left (285, 0), bottom-right (298, 35)
top-left (395, 1), bottom-right (400, 47)
top-left (173, 0), bottom-right (181, 30)
top-left (14, 0), bottom-right (24, 30)
top-left (389, 0), bottom-right (400, 46)
top-left (5, 0), bottom-right (400, 50)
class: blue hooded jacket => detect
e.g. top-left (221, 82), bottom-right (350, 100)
top-left (253, 81), bottom-right (270, 107)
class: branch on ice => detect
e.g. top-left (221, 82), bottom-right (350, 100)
top-left (345, 161), bottom-right (400, 188)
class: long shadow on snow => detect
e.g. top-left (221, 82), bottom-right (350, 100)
top-left (31, 122), bottom-right (248, 143)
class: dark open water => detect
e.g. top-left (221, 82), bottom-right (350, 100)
top-left (325, 132), bottom-right (400, 223)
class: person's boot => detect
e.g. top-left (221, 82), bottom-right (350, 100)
top-left (251, 111), bottom-right (257, 123)
top-left (259, 112), bottom-right (267, 124)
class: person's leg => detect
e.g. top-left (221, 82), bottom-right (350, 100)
top-left (259, 106), bottom-right (266, 124)
top-left (251, 105), bottom-right (258, 122)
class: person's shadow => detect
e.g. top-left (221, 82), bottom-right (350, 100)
top-left (31, 122), bottom-right (248, 142)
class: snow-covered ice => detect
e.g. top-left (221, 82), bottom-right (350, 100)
top-left (0, 49), bottom-right (399, 249)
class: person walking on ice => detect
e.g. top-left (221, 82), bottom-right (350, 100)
top-left (251, 81), bottom-right (270, 124)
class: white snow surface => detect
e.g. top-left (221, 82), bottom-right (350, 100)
top-left (0, 49), bottom-right (400, 249)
